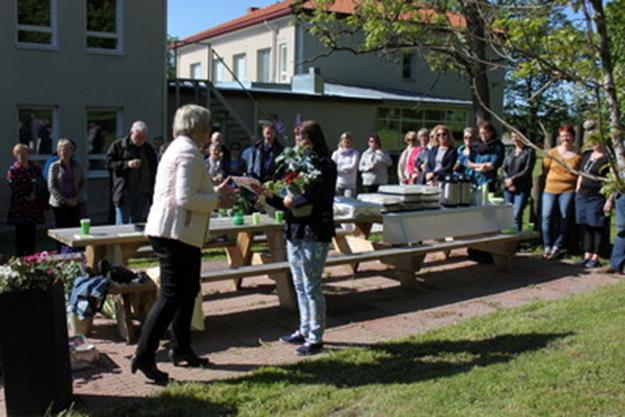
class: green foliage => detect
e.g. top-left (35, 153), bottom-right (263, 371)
top-left (264, 146), bottom-right (322, 195)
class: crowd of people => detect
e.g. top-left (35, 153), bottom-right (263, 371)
top-left (6, 105), bottom-right (623, 381)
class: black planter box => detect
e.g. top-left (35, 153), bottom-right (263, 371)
top-left (0, 283), bottom-right (72, 416)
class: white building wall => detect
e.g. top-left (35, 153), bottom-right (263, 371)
top-left (0, 0), bottom-right (167, 226)
top-left (176, 16), bottom-right (297, 83)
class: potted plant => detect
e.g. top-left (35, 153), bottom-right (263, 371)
top-left (264, 146), bottom-right (322, 217)
top-left (0, 252), bottom-right (79, 416)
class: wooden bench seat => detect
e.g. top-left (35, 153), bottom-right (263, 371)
top-left (201, 231), bottom-right (539, 310)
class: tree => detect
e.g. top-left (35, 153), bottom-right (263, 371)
top-left (294, 0), bottom-right (501, 124)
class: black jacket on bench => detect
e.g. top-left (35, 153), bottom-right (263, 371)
top-left (266, 155), bottom-right (337, 243)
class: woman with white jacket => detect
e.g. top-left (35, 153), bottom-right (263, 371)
top-left (358, 133), bottom-right (392, 193)
top-left (132, 104), bottom-right (232, 383)
top-left (331, 132), bottom-right (360, 197)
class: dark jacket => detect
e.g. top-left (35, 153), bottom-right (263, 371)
top-left (502, 147), bottom-right (536, 192)
top-left (473, 139), bottom-right (505, 186)
top-left (245, 140), bottom-right (284, 183)
top-left (267, 156), bottom-right (337, 243)
top-left (105, 135), bottom-right (157, 205)
top-left (425, 145), bottom-right (457, 181)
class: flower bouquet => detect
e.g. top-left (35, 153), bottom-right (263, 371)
top-left (264, 146), bottom-right (322, 217)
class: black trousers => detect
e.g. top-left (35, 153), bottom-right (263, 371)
top-left (15, 224), bottom-right (36, 257)
top-left (582, 224), bottom-right (605, 255)
top-left (53, 206), bottom-right (81, 229)
top-left (135, 236), bottom-right (201, 362)
top-left (363, 184), bottom-right (379, 193)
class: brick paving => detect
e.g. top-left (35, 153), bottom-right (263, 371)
top-left (0, 250), bottom-right (621, 416)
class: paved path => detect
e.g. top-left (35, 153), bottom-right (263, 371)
top-left (0, 249), bottom-right (620, 415)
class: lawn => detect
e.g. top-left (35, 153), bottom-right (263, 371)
top-left (66, 279), bottom-right (625, 417)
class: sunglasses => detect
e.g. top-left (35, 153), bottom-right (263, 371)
top-left (436, 132), bottom-right (448, 137)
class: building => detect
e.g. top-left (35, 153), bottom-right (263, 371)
top-left (1, 0), bottom-right (167, 225)
top-left (173, 0), bottom-right (503, 151)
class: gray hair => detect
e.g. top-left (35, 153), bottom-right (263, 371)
top-left (417, 128), bottom-right (429, 138)
top-left (173, 104), bottom-right (211, 138)
top-left (130, 120), bottom-right (149, 134)
top-left (463, 127), bottom-right (476, 137)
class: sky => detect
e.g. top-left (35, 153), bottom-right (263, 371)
top-left (167, 0), bottom-right (280, 39)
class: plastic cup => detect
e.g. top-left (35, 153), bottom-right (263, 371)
top-left (252, 212), bottom-right (261, 225)
top-left (232, 213), bottom-right (244, 226)
top-left (218, 208), bottom-right (227, 217)
top-left (275, 210), bottom-right (284, 223)
top-left (80, 218), bottom-right (91, 235)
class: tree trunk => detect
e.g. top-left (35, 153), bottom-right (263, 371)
top-left (589, 0), bottom-right (625, 176)
top-left (464, 0), bottom-right (491, 124)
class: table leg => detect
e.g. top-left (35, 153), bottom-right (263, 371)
top-left (468, 240), bottom-right (518, 271)
top-left (332, 234), bottom-right (358, 274)
top-left (354, 222), bottom-right (373, 238)
top-left (225, 231), bottom-right (254, 290)
top-left (266, 230), bottom-right (296, 311)
top-left (85, 245), bottom-right (106, 272)
top-left (382, 253), bottom-right (425, 289)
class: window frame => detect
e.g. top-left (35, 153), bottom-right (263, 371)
top-left (190, 62), bottom-right (201, 79)
top-left (278, 43), bottom-right (288, 82)
top-left (85, 0), bottom-right (124, 54)
top-left (85, 107), bottom-right (123, 175)
top-left (376, 105), bottom-right (470, 151)
top-left (212, 58), bottom-right (224, 82)
top-left (16, 105), bottom-right (59, 162)
top-left (257, 48), bottom-right (272, 83)
top-left (402, 50), bottom-right (415, 80)
top-left (15, 0), bottom-right (59, 49)
top-left (232, 53), bottom-right (247, 82)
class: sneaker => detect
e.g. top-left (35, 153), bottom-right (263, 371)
top-left (576, 258), bottom-right (590, 267)
top-left (548, 247), bottom-right (565, 260)
top-left (295, 342), bottom-right (323, 356)
top-left (279, 331), bottom-right (306, 345)
top-left (585, 259), bottom-right (601, 268)
top-left (542, 247), bottom-right (552, 259)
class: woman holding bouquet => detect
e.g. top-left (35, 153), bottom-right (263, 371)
top-left (253, 120), bottom-right (336, 356)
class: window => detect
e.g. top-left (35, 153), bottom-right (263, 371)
top-left (190, 62), bottom-right (201, 79)
top-left (233, 53), bottom-right (247, 81)
top-left (16, 0), bottom-right (57, 47)
top-left (402, 50), bottom-right (415, 80)
top-left (376, 106), bottom-right (469, 151)
top-left (212, 58), bottom-right (224, 82)
top-left (86, 109), bottom-right (122, 170)
top-left (257, 48), bottom-right (271, 83)
top-left (86, 0), bottom-right (122, 51)
top-left (17, 107), bottom-right (57, 156)
top-left (278, 43), bottom-right (288, 82)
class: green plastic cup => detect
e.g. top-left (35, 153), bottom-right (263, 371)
top-left (80, 218), bottom-right (91, 235)
top-left (252, 212), bottom-right (261, 225)
top-left (232, 212), bottom-right (244, 226)
top-left (275, 210), bottom-right (284, 223)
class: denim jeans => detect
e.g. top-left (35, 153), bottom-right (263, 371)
top-left (504, 190), bottom-right (529, 233)
top-left (287, 239), bottom-right (330, 344)
top-left (610, 195), bottom-right (625, 272)
top-left (115, 192), bottom-right (151, 225)
top-left (541, 191), bottom-right (574, 250)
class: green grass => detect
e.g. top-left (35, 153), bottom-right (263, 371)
top-left (64, 279), bottom-right (625, 417)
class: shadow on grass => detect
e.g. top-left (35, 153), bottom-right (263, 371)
top-left (225, 332), bottom-right (573, 388)
top-left (76, 393), bottom-right (236, 417)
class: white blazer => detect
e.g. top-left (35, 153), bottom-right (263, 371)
top-left (145, 135), bottom-right (217, 248)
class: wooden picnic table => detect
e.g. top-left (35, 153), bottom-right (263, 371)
top-left (48, 214), bottom-right (286, 275)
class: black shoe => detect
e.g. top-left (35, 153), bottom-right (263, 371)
top-left (576, 258), bottom-right (590, 267)
top-left (279, 331), bottom-right (306, 345)
top-left (98, 259), bottom-right (111, 276)
top-left (168, 349), bottom-right (210, 368)
top-left (130, 355), bottom-right (169, 383)
top-left (585, 259), bottom-right (601, 268)
top-left (295, 342), bottom-right (323, 356)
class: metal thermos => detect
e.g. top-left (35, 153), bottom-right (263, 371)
top-left (458, 175), bottom-right (472, 206)
top-left (441, 175), bottom-right (460, 207)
